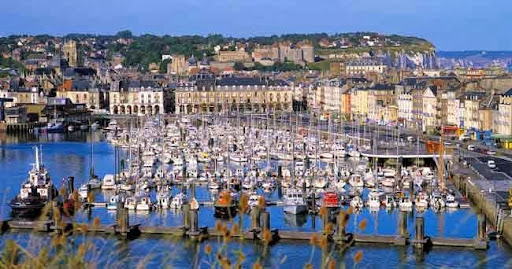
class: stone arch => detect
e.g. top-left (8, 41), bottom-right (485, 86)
top-left (120, 106), bottom-right (126, 114)
top-left (147, 105), bottom-right (153, 115)
top-left (140, 106), bottom-right (146, 115)
top-left (154, 105), bottom-right (160, 114)
top-left (133, 105), bottom-right (139, 115)
top-left (113, 106), bottom-right (119, 114)
top-left (127, 105), bottom-right (132, 115)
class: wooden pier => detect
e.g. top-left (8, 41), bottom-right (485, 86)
top-left (4, 122), bottom-right (43, 133)
top-left (1, 204), bottom-right (489, 251)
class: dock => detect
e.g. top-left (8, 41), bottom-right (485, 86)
top-left (1, 202), bottom-right (489, 251)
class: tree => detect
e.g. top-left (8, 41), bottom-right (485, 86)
top-left (233, 62), bottom-right (245, 71)
top-left (116, 30), bottom-right (133, 39)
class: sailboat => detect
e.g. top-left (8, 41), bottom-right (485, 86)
top-left (88, 140), bottom-right (101, 189)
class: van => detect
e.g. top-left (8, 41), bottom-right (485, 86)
top-left (459, 134), bottom-right (470, 141)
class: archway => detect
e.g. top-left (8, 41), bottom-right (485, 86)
top-left (127, 105), bottom-right (132, 115)
top-left (147, 106), bottom-right (153, 115)
top-left (133, 105), bottom-right (139, 115)
top-left (154, 105), bottom-right (160, 114)
top-left (113, 106), bottom-right (118, 114)
top-left (120, 106), bottom-right (126, 114)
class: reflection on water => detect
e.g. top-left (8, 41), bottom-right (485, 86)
top-left (0, 133), bottom-right (511, 267)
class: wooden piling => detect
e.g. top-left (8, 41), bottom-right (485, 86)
top-left (183, 204), bottom-right (191, 229)
top-left (395, 211), bottom-right (408, 245)
top-left (261, 211), bottom-right (270, 231)
top-left (251, 208), bottom-right (261, 230)
top-left (335, 212), bottom-right (353, 245)
top-left (474, 213), bottom-right (489, 250)
top-left (413, 216), bottom-right (429, 250)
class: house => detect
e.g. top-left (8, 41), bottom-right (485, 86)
top-left (494, 88), bottom-right (512, 135)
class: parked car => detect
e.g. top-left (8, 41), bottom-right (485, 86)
top-left (467, 145), bottom-right (475, 151)
top-left (487, 160), bottom-right (496, 169)
top-left (487, 150), bottom-right (496, 155)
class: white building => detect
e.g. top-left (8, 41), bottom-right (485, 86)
top-left (109, 80), bottom-right (164, 115)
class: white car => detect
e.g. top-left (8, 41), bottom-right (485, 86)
top-left (487, 160), bottom-right (496, 169)
top-left (487, 150), bottom-right (496, 155)
top-left (467, 145), bottom-right (475, 151)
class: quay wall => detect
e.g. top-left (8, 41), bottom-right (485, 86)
top-left (452, 173), bottom-right (512, 246)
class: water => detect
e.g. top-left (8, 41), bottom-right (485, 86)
top-left (0, 132), bottom-right (511, 268)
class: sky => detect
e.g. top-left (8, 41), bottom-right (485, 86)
top-left (1, 0), bottom-right (511, 51)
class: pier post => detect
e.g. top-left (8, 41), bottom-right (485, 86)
top-left (187, 209), bottom-right (200, 238)
top-left (67, 176), bottom-right (74, 193)
top-left (117, 202), bottom-right (128, 234)
top-left (474, 213), bottom-right (488, 249)
top-left (261, 210), bottom-right (270, 231)
top-left (394, 211), bottom-right (408, 245)
top-left (413, 216), bottom-right (428, 250)
top-left (183, 203), bottom-right (191, 229)
top-left (335, 212), bottom-right (353, 244)
top-left (251, 207), bottom-right (261, 230)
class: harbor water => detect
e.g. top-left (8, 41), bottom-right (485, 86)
top-left (0, 132), bottom-right (511, 268)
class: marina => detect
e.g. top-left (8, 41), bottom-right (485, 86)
top-left (0, 115), bottom-right (512, 267)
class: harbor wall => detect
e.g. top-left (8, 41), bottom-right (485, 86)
top-left (452, 173), bottom-right (512, 246)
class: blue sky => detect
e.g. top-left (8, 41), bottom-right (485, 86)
top-left (2, 0), bottom-right (511, 50)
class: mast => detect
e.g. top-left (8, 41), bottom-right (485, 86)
top-left (35, 146), bottom-right (40, 171)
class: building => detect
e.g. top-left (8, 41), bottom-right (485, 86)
top-left (350, 87), bottom-right (369, 121)
top-left (43, 98), bottom-right (90, 122)
top-left (109, 80), bottom-right (165, 115)
top-left (214, 50), bottom-right (252, 63)
top-left (56, 80), bottom-right (104, 109)
top-left (397, 90), bottom-right (413, 125)
top-left (463, 92), bottom-right (486, 131)
top-left (367, 84), bottom-right (396, 123)
top-left (346, 60), bottom-right (387, 76)
top-left (169, 55), bottom-right (188, 76)
top-left (495, 88), bottom-right (512, 135)
top-left (422, 86), bottom-right (438, 129)
top-left (174, 77), bottom-right (293, 114)
top-left (300, 44), bottom-right (315, 63)
top-left (440, 89), bottom-right (459, 127)
top-left (63, 40), bottom-right (78, 67)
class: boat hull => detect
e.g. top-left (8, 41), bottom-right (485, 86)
top-left (214, 205), bottom-right (237, 219)
top-left (283, 204), bottom-right (307, 215)
top-left (9, 198), bottom-right (46, 219)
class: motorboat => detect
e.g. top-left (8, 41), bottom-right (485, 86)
top-left (349, 195), bottom-right (364, 209)
top-left (383, 194), bottom-right (396, 208)
top-left (348, 174), bottom-right (364, 188)
top-left (445, 194), bottom-right (459, 208)
top-left (214, 191), bottom-right (237, 219)
top-left (430, 193), bottom-right (446, 209)
top-left (366, 191), bottom-right (381, 208)
top-left (125, 196), bottom-right (138, 210)
top-left (101, 174), bottom-right (116, 190)
top-left (107, 195), bottom-right (120, 211)
top-left (398, 195), bottom-right (413, 211)
top-left (283, 188), bottom-right (307, 215)
top-left (322, 191), bottom-right (340, 213)
top-left (170, 193), bottom-right (188, 209)
top-left (157, 191), bottom-right (171, 209)
top-left (9, 147), bottom-right (57, 218)
top-left (136, 196), bottom-right (152, 211)
top-left (415, 192), bottom-right (429, 209)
